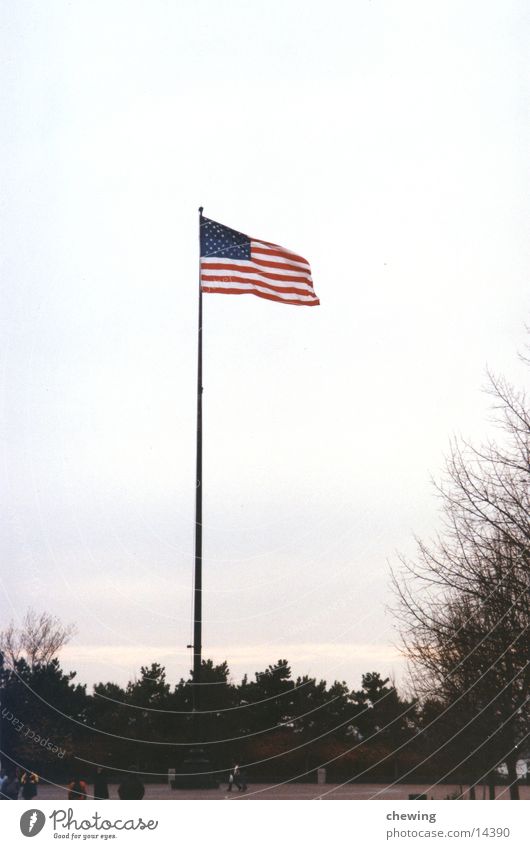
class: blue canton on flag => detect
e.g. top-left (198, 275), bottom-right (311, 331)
top-left (200, 219), bottom-right (251, 260)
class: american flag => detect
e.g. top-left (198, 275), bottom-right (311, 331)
top-left (200, 216), bottom-right (319, 306)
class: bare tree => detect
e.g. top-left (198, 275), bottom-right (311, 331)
top-left (0, 609), bottom-right (76, 668)
top-left (393, 364), bottom-right (530, 799)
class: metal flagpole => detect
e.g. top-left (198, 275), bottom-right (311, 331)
top-left (175, 208), bottom-right (217, 789)
top-left (193, 206), bottom-right (204, 708)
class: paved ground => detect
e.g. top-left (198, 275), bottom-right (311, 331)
top-left (34, 782), bottom-right (530, 801)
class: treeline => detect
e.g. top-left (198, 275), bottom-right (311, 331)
top-left (0, 653), bottom-right (524, 788)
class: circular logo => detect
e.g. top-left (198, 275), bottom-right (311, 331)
top-left (20, 809), bottom-right (46, 837)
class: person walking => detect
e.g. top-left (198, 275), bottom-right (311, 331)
top-left (20, 771), bottom-right (39, 800)
top-left (94, 767), bottom-right (109, 800)
top-left (0, 770), bottom-right (8, 798)
top-left (67, 775), bottom-right (89, 800)
top-left (118, 768), bottom-right (145, 800)
top-left (1, 769), bottom-right (20, 799)
top-left (238, 766), bottom-right (248, 792)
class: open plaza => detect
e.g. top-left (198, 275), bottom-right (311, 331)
top-left (33, 782), bottom-right (530, 801)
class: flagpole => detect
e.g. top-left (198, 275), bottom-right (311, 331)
top-left (173, 208), bottom-right (216, 788)
top-left (193, 206), bottom-right (204, 713)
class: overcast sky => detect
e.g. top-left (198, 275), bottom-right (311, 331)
top-left (2, 0), bottom-right (529, 692)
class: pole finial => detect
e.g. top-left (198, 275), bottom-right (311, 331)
top-left (199, 206), bottom-right (204, 215)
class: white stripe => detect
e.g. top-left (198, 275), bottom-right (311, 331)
top-left (201, 269), bottom-right (315, 294)
top-left (251, 239), bottom-right (308, 260)
top-left (201, 259), bottom-right (313, 282)
top-left (203, 254), bottom-right (311, 275)
top-left (202, 280), bottom-right (318, 302)
top-left (251, 242), bottom-right (310, 271)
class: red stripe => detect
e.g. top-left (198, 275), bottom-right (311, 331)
top-left (201, 286), bottom-right (320, 306)
top-left (251, 245), bottom-right (309, 266)
top-left (201, 263), bottom-right (311, 285)
top-left (201, 275), bottom-right (313, 297)
top-left (248, 256), bottom-right (311, 274)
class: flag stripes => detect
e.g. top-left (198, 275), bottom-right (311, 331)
top-left (200, 217), bottom-right (319, 306)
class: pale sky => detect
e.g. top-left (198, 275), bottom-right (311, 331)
top-left (2, 0), bottom-right (529, 692)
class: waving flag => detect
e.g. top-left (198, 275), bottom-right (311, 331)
top-left (200, 216), bottom-right (319, 306)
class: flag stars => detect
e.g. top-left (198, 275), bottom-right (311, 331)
top-left (200, 217), bottom-right (251, 260)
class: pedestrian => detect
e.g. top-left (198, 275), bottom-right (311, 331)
top-left (67, 775), bottom-right (89, 800)
top-left (233, 764), bottom-right (241, 791)
top-left (227, 769), bottom-right (234, 792)
top-left (1, 769), bottom-right (20, 799)
top-left (94, 767), bottom-right (109, 800)
top-left (21, 771), bottom-right (39, 800)
top-left (118, 767), bottom-right (145, 800)
top-left (238, 766), bottom-right (248, 792)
